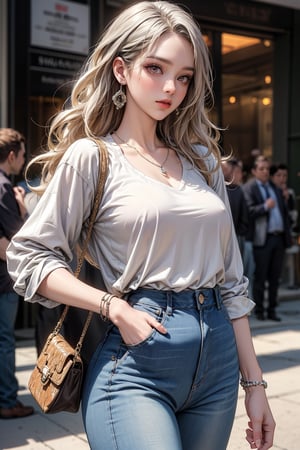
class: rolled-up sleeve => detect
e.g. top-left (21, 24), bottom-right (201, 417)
top-left (6, 139), bottom-right (101, 307)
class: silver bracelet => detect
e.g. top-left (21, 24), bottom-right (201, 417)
top-left (240, 378), bottom-right (268, 389)
top-left (99, 293), bottom-right (114, 322)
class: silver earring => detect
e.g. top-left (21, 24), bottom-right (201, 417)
top-left (175, 108), bottom-right (180, 116)
top-left (112, 85), bottom-right (127, 109)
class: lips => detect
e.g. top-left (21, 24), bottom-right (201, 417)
top-left (156, 100), bottom-right (172, 108)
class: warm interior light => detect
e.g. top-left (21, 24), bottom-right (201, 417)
top-left (222, 33), bottom-right (261, 55)
top-left (264, 75), bottom-right (272, 84)
top-left (263, 40), bottom-right (272, 48)
top-left (262, 97), bottom-right (271, 106)
top-left (229, 96), bottom-right (237, 104)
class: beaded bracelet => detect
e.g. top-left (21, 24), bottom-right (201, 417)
top-left (240, 378), bottom-right (268, 389)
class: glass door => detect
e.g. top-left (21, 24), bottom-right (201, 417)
top-left (221, 32), bottom-right (274, 170)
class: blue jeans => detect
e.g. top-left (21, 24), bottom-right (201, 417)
top-left (82, 287), bottom-right (239, 450)
top-left (0, 292), bottom-right (19, 408)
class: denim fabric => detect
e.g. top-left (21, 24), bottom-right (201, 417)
top-left (0, 292), bottom-right (19, 408)
top-left (82, 287), bottom-right (239, 450)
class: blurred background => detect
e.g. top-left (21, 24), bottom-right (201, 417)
top-left (1, 0), bottom-right (300, 328)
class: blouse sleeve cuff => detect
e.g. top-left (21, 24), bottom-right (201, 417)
top-left (15, 259), bottom-right (73, 309)
top-left (223, 296), bottom-right (256, 320)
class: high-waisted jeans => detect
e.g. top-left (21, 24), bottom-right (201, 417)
top-left (82, 287), bottom-right (239, 450)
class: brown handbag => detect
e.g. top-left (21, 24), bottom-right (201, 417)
top-left (28, 139), bottom-right (109, 414)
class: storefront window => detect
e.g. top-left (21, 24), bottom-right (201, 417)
top-left (221, 32), bottom-right (273, 169)
top-left (28, 96), bottom-right (64, 160)
top-left (202, 31), bottom-right (220, 126)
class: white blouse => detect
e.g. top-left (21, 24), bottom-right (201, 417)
top-left (7, 135), bottom-right (255, 319)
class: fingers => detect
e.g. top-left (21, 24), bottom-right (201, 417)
top-left (156, 322), bottom-right (168, 334)
top-left (148, 318), bottom-right (167, 334)
top-left (13, 186), bottom-right (25, 195)
top-left (246, 428), bottom-right (261, 449)
top-left (246, 420), bottom-right (274, 450)
top-left (13, 186), bottom-right (26, 199)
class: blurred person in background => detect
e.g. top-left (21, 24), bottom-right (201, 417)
top-left (243, 156), bottom-right (292, 321)
top-left (222, 158), bottom-right (249, 254)
top-left (270, 163), bottom-right (298, 232)
top-left (0, 128), bottom-right (33, 419)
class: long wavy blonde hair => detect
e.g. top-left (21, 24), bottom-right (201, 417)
top-left (29, 0), bottom-right (221, 192)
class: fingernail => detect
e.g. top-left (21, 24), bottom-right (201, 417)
top-left (255, 439), bottom-right (261, 448)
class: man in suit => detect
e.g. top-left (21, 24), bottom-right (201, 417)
top-left (243, 156), bottom-right (292, 321)
top-left (221, 158), bottom-right (249, 254)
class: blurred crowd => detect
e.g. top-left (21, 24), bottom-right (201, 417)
top-left (222, 152), bottom-right (298, 322)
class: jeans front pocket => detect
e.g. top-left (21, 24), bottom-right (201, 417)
top-left (125, 301), bottom-right (166, 348)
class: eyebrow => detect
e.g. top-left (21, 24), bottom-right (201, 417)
top-left (146, 55), bottom-right (194, 72)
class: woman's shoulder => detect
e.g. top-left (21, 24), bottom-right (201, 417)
top-left (192, 143), bottom-right (218, 171)
top-left (60, 137), bottom-right (113, 171)
top-left (56, 138), bottom-right (106, 186)
top-left (62, 137), bottom-right (99, 161)
top-left (192, 142), bottom-right (208, 155)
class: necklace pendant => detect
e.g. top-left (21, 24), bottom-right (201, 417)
top-left (161, 166), bottom-right (168, 177)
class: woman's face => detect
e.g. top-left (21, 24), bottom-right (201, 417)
top-left (124, 32), bottom-right (194, 121)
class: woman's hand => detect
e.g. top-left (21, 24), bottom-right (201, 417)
top-left (244, 387), bottom-right (275, 449)
top-left (231, 316), bottom-right (275, 449)
top-left (109, 297), bottom-right (167, 345)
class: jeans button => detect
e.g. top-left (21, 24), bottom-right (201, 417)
top-left (198, 293), bottom-right (205, 304)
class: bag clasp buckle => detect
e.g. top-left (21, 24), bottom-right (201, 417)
top-left (41, 365), bottom-right (50, 384)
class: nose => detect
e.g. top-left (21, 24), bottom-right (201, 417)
top-left (163, 79), bottom-right (176, 94)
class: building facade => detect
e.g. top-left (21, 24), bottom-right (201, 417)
top-left (1, 0), bottom-right (300, 179)
top-left (1, 0), bottom-right (300, 327)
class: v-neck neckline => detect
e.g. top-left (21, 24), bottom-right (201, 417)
top-left (106, 134), bottom-right (186, 191)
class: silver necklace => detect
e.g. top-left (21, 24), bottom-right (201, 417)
top-left (114, 132), bottom-right (170, 177)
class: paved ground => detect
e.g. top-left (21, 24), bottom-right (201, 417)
top-left (1, 296), bottom-right (300, 450)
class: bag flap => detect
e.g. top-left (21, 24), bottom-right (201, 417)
top-left (36, 334), bottom-right (82, 385)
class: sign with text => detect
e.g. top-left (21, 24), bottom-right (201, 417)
top-left (30, 48), bottom-right (85, 96)
top-left (31, 0), bottom-right (90, 55)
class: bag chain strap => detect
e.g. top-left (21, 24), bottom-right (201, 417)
top-left (52, 138), bottom-right (109, 358)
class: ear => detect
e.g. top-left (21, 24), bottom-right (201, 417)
top-left (7, 150), bottom-right (16, 164)
top-left (112, 57), bottom-right (127, 84)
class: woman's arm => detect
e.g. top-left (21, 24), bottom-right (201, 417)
top-left (232, 316), bottom-right (275, 450)
top-left (38, 268), bottom-right (167, 345)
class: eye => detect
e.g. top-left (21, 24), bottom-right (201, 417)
top-left (145, 64), bottom-right (162, 74)
top-left (178, 74), bottom-right (193, 85)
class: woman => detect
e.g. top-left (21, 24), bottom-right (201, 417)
top-left (7, 2), bottom-right (275, 449)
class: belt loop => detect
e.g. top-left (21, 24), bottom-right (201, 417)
top-left (214, 286), bottom-right (221, 310)
top-left (166, 291), bottom-right (173, 315)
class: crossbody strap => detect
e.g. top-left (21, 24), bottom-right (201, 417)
top-left (52, 138), bottom-right (109, 357)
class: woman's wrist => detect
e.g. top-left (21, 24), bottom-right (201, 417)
top-left (240, 378), bottom-right (268, 390)
top-left (106, 295), bottom-right (129, 324)
top-left (99, 293), bottom-right (115, 321)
